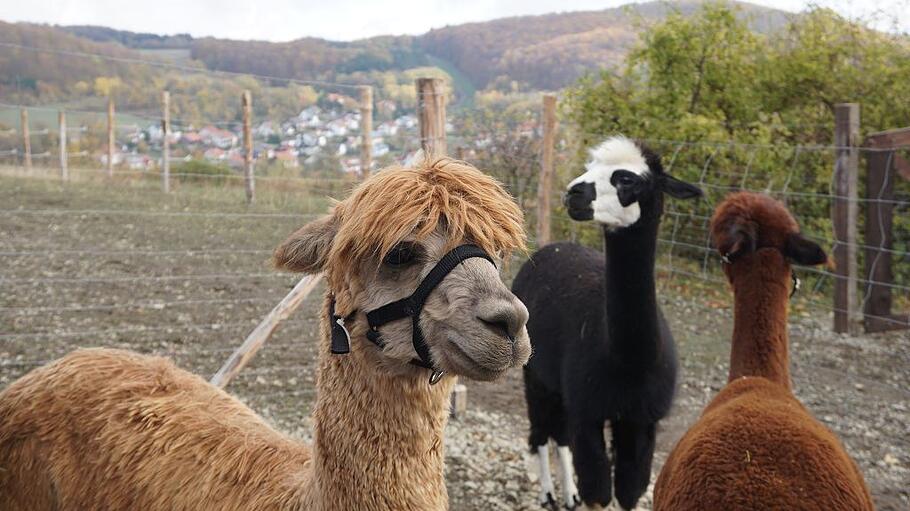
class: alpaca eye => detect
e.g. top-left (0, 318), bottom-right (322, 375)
top-left (611, 170), bottom-right (638, 188)
top-left (384, 243), bottom-right (417, 267)
top-left (617, 176), bottom-right (634, 186)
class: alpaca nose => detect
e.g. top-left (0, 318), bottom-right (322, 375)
top-left (565, 181), bottom-right (596, 207)
top-left (476, 297), bottom-right (529, 341)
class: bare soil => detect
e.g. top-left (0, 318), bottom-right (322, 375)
top-left (1, 171), bottom-right (907, 510)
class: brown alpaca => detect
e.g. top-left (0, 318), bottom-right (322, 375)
top-left (653, 192), bottom-right (874, 511)
top-left (0, 156), bottom-right (533, 510)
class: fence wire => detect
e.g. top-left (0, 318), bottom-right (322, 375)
top-left (1, 111), bottom-right (907, 415)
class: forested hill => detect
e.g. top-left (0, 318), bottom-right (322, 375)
top-left (41, 0), bottom-right (792, 92)
top-left (417, 1), bottom-right (789, 89)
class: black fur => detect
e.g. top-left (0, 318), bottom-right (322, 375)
top-left (514, 144), bottom-right (687, 510)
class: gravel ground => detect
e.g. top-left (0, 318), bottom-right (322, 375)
top-left (1, 171), bottom-right (907, 510)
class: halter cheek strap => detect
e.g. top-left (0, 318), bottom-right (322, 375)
top-left (329, 244), bottom-right (495, 385)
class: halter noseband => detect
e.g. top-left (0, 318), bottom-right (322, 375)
top-left (329, 244), bottom-right (494, 385)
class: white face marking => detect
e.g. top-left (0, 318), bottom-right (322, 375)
top-left (567, 136), bottom-right (650, 228)
top-left (557, 445), bottom-right (580, 507)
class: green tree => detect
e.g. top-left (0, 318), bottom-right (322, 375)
top-left (564, 2), bottom-right (910, 282)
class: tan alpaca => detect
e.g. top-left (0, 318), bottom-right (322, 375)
top-left (0, 156), bottom-right (532, 510)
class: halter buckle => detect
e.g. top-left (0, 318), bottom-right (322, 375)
top-left (790, 274), bottom-right (801, 299)
top-left (429, 370), bottom-right (445, 385)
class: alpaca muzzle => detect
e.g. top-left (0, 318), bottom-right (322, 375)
top-left (330, 244), bottom-right (495, 385)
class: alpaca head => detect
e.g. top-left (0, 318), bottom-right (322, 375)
top-left (710, 191), bottom-right (828, 271)
top-left (565, 136), bottom-right (702, 229)
top-left (273, 156), bottom-right (532, 382)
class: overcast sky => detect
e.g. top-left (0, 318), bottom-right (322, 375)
top-left (0, 0), bottom-right (906, 42)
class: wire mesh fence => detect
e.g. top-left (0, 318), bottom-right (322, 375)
top-left (4, 98), bottom-right (907, 312)
top-left (2, 106), bottom-right (909, 509)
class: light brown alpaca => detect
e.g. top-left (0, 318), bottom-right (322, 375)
top-left (0, 156), bottom-right (532, 510)
top-left (653, 192), bottom-right (874, 511)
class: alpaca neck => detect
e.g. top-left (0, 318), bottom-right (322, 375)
top-left (602, 215), bottom-right (661, 367)
top-left (300, 296), bottom-right (453, 509)
top-left (728, 250), bottom-right (792, 390)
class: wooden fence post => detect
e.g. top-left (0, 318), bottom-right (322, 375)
top-left (450, 383), bottom-right (467, 419)
top-left (863, 127), bottom-right (910, 332)
top-left (360, 85), bottom-right (373, 179)
top-left (242, 90), bottom-right (254, 203)
top-left (536, 95), bottom-right (558, 247)
top-left (162, 91), bottom-right (171, 193)
top-left (832, 103), bottom-right (859, 333)
top-left (107, 97), bottom-right (115, 177)
top-left (20, 108), bottom-right (31, 171)
top-left (211, 274), bottom-right (322, 388)
top-left (416, 78), bottom-right (447, 156)
top-left (58, 110), bottom-right (68, 181)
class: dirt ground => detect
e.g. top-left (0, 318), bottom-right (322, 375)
top-left (1, 171), bottom-right (907, 510)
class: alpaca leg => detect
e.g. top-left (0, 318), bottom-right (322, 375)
top-left (533, 444), bottom-right (558, 509)
top-left (557, 445), bottom-right (581, 509)
top-left (611, 420), bottom-right (656, 511)
top-left (524, 368), bottom-right (563, 509)
top-left (572, 420), bottom-right (612, 507)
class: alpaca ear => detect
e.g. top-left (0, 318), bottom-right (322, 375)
top-left (272, 214), bottom-right (338, 273)
top-left (784, 233), bottom-right (828, 266)
top-left (662, 175), bottom-right (703, 200)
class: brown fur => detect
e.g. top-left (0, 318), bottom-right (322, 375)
top-left (653, 192), bottom-right (874, 511)
top-left (0, 156), bottom-right (529, 510)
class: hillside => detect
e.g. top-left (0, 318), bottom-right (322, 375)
top-left (0, 0), bottom-right (794, 110)
top-left (419, 1), bottom-right (790, 89)
top-left (0, 21), bottom-right (148, 101)
top-left (62, 25), bottom-right (193, 49)
top-left (41, 1), bottom-right (793, 92)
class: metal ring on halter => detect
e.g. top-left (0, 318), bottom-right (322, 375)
top-left (790, 273), bottom-right (801, 299)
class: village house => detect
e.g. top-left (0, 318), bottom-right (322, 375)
top-left (199, 126), bottom-right (238, 149)
top-left (203, 147), bottom-right (226, 161)
top-left (272, 148), bottom-right (299, 168)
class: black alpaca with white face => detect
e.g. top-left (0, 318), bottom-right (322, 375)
top-left (565, 136), bottom-right (700, 227)
top-left (514, 136), bottom-right (701, 510)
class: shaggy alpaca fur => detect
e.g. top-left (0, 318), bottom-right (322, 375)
top-left (275, 157), bottom-right (526, 317)
top-left (0, 156), bottom-right (530, 510)
top-left (653, 192), bottom-right (874, 511)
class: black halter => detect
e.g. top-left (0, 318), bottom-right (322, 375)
top-left (329, 244), bottom-right (494, 385)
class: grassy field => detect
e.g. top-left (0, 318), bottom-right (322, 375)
top-left (0, 168), bottom-right (907, 509)
top-left (0, 104), bottom-right (155, 132)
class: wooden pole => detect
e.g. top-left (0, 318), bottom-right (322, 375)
top-left (832, 103), bottom-right (858, 333)
top-left (106, 97), bottom-right (115, 177)
top-left (162, 91), bottom-right (171, 193)
top-left (536, 95), bottom-right (558, 247)
top-left (242, 90), bottom-right (254, 203)
top-left (359, 85), bottom-right (373, 179)
top-left (450, 383), bottom-right (467, 419)
top-left (58, 110), bottom-right (68, 181)
top-left (211, 274), bottom-right (322, 388)
top-left (863, 146), bottom-right (908, 332)
top-left (20, 108), bottom-right (31, 171)
top-left (416, 78), bottom-right (447, 156)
